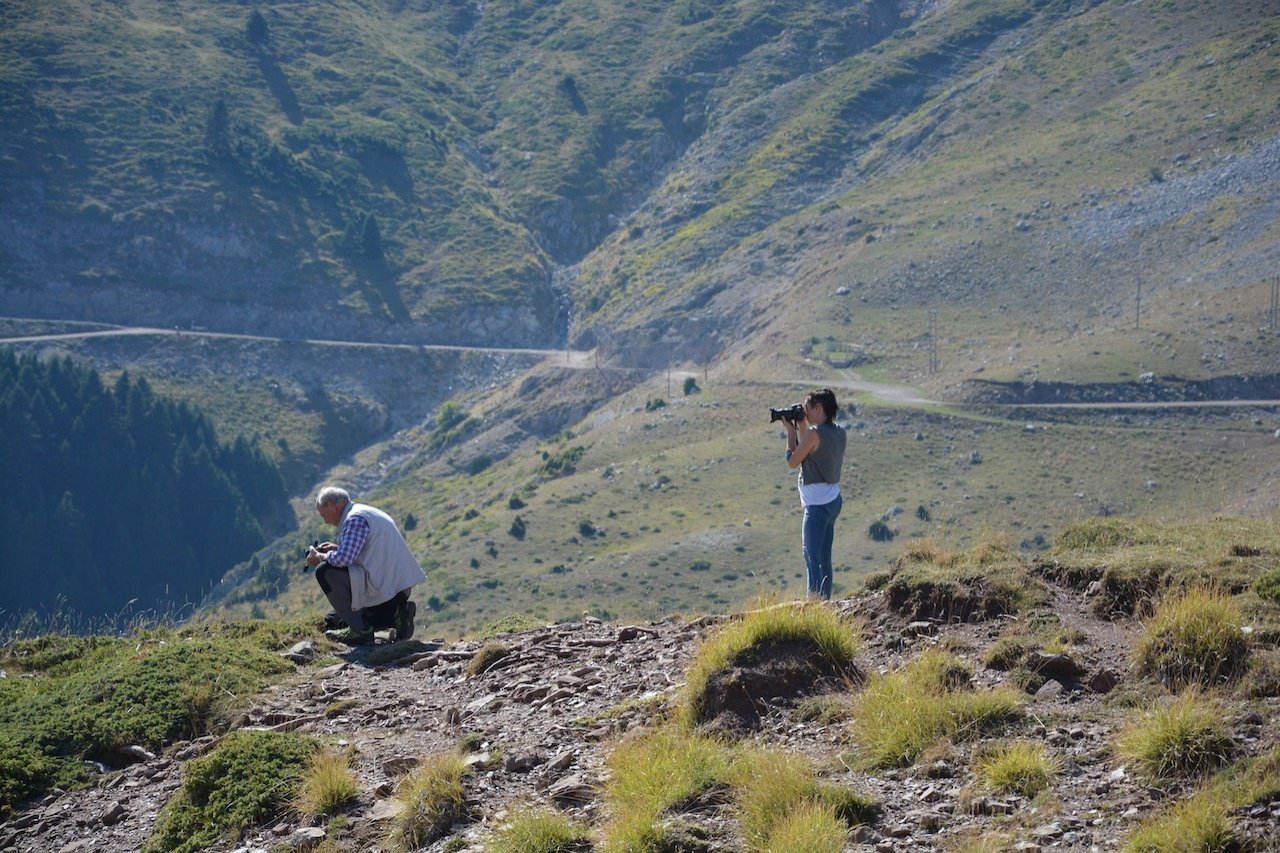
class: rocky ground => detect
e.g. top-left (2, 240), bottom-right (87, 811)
top-left (4, 572), bottom-right (1279, 853)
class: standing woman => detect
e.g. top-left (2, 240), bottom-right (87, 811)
top-left (783, 388), bottom-right (848, 600)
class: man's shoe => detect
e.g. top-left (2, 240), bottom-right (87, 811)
top-left (323, 611), bottom-right (347, 631)
top-left (395, 600), bottom-right (417, 641)
top-left (324, 626), bottom-right (375, 646)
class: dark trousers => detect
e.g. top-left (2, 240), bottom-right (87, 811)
top-left (314, 563), bottom-right (407, 631)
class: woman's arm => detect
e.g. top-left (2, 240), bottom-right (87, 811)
top-left (786, 425), bottom-right (819, 469)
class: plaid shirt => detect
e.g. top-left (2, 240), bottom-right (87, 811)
top-left (324, 514), bottom-right (370, 568)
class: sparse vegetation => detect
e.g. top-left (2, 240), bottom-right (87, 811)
top-left (0, 621), bottom-right (307, 816)
top-left (732, 748), bottom-right (874, 850)
top-left (884, 535), bottom-right (1044, 622)
top-left (600, 726), bottom-right (730, 852)
top-left (488, 810), bottom-right (592, 853)
top-left (848, 649), bottom-right (1023, 768)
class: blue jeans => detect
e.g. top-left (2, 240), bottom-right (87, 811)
top-left (802, 494), bottom-right (842, 600)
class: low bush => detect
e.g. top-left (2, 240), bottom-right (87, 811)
top-left (1115, 693), bottom-right (1235, 782)
top-left (387, 752), bottom-right (468, 851)
top-left (145, 730), bottom-right (317, 853)
top-left (1134, 587), bottom-right (1250, 689)
top-left (849, 649), bottom-right (1023, 768)
top-left (488, 809), bottom-right (591, 853)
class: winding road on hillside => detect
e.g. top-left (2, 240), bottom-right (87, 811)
top-left (4, 319), bottom-right (1278, 409)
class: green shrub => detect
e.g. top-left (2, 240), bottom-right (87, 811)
top-left (1253, 567), bottom-right (1280, 604)
top-left (1134, 587), bottom-right (1250, 689)
top-left (388, 753), bottom-right (468, 851)
top-left (489, 809), bottom-right (591, 853)
top-left (145, 730), bottom-right (317, 853)
top-left (1115, 693), bottom-right (1235, 782)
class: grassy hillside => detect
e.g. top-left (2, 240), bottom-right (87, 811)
top-left (208, 369), bottom-right (1280, 638)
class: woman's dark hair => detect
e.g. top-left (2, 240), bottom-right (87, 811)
top-left (805, 388), bottom-right (839, 421)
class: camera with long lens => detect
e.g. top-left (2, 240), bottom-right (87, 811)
top-left (768, 403), bottom-right (805, 423)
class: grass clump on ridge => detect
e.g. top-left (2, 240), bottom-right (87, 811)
top-left (0, 620), bottom-right (308, 817)
top-left (881, 534), bottom-right (1045, 622)
top-left (144, 730), bottom-right (317, 853)
top-left (677, 601), bottom-right (860, 729)
top-left (848, 649), bottom-right (1023, 769)
top-left (600, 726), bottom-right (730, 852)
top-left (1133, 587), bottom-right (1251, 690)
top-left (1046, 517), bottom-right (1280, 616)
top-left (732, 748), bottom-right (874, 852)
top-left (468, 641), bottom-right (512, 676)
top-left (387, 751), bottom-right (469, 852)
top-left (1115, 693), bottom-right (1235, 782)
top-left (488, 809), bottom-right (592, 853)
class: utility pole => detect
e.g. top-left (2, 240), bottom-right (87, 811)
top-left (1270, 277), bottom-right (1278, 330)
top-left (928, 309), bottom-right (939, 374)
top-left (1135, 274), bottom-right (1141, 330)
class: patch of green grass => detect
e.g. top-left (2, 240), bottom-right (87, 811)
top-left (1134, 586), bottom-right (1251, 690)
top-left (972, 740), bottom-right (1060, 797)
top-left (677, 601), bottom-right (860, 728)
top-left (600, 726), bottom-right (730, 852)
top-left (0, 620), bottom-right (306, 817)
top-left (387, 752), bottom-right (469, 852)
top-left (488, 810), bottom-right (592, 853)
top-left (1115, 693), bottom-right (1235, 782)
top-left (848, 649), bottom-right (1024, 768)
top-left (144, 730), bottom-right (317, 853)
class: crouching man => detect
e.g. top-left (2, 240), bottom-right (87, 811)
top-left (305, 486), bottom-right (426, 645)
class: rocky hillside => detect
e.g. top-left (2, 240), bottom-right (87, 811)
top-left (5, 523), bottom-right (1279, 852)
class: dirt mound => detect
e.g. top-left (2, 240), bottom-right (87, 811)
top-left (693, 636), bottom-right (863, 736)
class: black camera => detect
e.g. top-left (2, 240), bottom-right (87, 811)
top-left (769, 404), bottom-right (805, 423)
